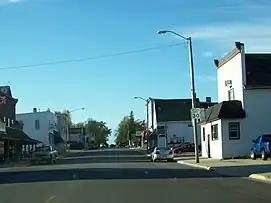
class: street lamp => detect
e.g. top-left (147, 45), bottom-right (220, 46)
top-left (157, 30), bottom-right (199, 163)
top-left (134, 96), bottom-right (152, 149)
top-left (70, 108), bottom-right (85, 113)
top-left (66, 107), bottom-right (85, 150)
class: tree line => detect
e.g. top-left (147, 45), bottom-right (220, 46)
top-left (114, 111), bottom-right (146, 146)
top-left (55, 110), bottom-right (111, 146)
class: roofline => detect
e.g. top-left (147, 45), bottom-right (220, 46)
top-left (214, 42), bottom-right (244, 68)
top-left (16, 110), bottom-right (53, 116)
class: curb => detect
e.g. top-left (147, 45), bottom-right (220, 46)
top-left (177, 160), bottom-right (215, 171)
top-left (249, 174), bottom-right (271, 182)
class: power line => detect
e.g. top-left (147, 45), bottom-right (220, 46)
top-left (0, 43), bottom-right (184, 70)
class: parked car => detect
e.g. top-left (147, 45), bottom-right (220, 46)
top-left (151, 146), bottom-right (174, 162)
top-left (172, 142), bottom-right (195, 154)
top-left (250, 134), bottom-right (271, 160)
top-left (31, 145), bottom-right (58, 164)
top-left (170, 142), bottom-right (191, 152)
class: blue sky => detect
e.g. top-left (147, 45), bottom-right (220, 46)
top-left (1, 0), bottom-right (271, 143)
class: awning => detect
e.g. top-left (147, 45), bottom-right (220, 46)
top-left (3, 127), bottom-right (41, 144)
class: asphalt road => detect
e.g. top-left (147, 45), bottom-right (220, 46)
top-left (0, 148), bottom-right (270, 203)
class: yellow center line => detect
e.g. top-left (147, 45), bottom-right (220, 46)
top-left (44, 196), bottom-right (56, 203)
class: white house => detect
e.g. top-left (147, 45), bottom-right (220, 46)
top-left (201, 41), bottom-right (271, 159)
top-left (146, 97), bottom-right (216, 150)
top-left (16, 108), bottom-right (65, 152)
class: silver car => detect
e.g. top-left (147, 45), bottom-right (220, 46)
top-left (151, 146), bottom-right (174, 162)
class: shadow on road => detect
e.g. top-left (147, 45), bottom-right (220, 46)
top-left (0, 167), bottom-right (232, 185)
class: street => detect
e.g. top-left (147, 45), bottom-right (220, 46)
top-left (0, 148), bottom-right (270, 203)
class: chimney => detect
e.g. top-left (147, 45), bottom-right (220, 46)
top-left (33, 108), bottom-right (37, 112)
top-left (206, 97), bottom-right (211, 103)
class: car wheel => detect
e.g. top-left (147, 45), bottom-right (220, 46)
top-left (250, 150), bottom-right (256, 160)
top-left (261, 150), bottom-right (268, 160)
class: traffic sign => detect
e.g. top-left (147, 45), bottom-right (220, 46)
top-left (191, 108), bottom-right (206, 122)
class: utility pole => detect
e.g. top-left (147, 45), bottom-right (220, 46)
top-left (157, 30), bottom-right (199, 163)
top-left (188, 37), bottom-right (199, 163)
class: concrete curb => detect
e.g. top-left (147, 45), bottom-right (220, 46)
top-left (177, 160), bottom-right (215, 171)
top-left (249, 174), bottom-right (271, 182)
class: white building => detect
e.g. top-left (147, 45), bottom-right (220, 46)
top-left (146, 98), bottom-right (216, 150)
top-left (201, 42), bottom-right (271, 159)
top-left (16, 108), bottom-right (65, 152)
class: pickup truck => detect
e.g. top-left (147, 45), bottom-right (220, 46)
top-left (250, 134), bottom-right (271, 160)
top-left (31, 146), bottom-right (58, 164)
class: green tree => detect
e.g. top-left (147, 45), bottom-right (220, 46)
top-left (115, 111), bottom-right (146, 146)
top-left (72, 122), bottom-right (85, 128)
top-left (55, 110), bottom-right (72, 127)
top-left (86, 119), bottom-right (111, 146)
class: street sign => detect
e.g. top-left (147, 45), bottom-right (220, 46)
top-left (191, 108), bottom-right (206, 122)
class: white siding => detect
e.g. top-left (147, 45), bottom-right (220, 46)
top-left (217, 52), bottom-right (245, 104)
top-left (201, 120), bottom-right (223, 159)
top-left (159, 121), bottom-right (200, 145)
top-left (242, 89), bottom-right (271, 147)
top-left (147, 99), bottom-right (158, 130)
top-left (221, 119), bottom-right (246, 158)
top-left (16, 111), bottom-right (57, 145)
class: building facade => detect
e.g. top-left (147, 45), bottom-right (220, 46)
top-left (0, 86), bottom-right (39, 162)
top-left (146, 97), bottom-right (217, 151)
top-left (201, 42), bottom-right (271, 159)
top-left (16, 108), bottom-right (64, 152)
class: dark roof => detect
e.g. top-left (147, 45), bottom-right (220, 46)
top-left (205, 100), bottom-right (246, 123)
top-left (0, 86), bottom-right (18, 103)
top-left (154, 99), bottom-right (217, 122)
top-left (245, 54), bottom-right (271, 88)
top-left (1, 127), bottom-right (41, 144)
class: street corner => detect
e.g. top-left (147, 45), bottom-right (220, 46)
top-left (177, 160), bottom-right (215, 171)
top-left (249, 173), bottom-right (271, 183)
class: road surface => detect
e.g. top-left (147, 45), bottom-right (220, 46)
top-left (0, 148), bottom-right (270, 203)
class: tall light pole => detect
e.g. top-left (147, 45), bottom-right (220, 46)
top-left (134, 97), bottom-right (148, 147)
top-left (157, 30), bottom-right (199, 163)
top-left (66, 107), bottom-right (85, 150)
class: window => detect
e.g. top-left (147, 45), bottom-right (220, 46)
top-left (211, 124), bottom-right (218, 140)
top-left (3, 117), bottom-right (5, 122)
top-left (202, 127), bottom-right (205, 141)
top-left (7, 118), bottom-right (10, 127)
top-left (228, 88), bottom-right (235, 101)
top-left (35, 120), bottom-right (40, 129)
top-left (229, 122), bottom-right (240, 140)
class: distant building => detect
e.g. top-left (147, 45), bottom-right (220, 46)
top-left (55, 112), bottom-right (68, 143)
top-left (16, 108), bottom-right (65, 153)
top-left (68, 127), bottom-right (85, 144)
top-left (146, 97), bottom-right (217, 150)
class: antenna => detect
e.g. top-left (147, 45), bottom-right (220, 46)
top-left (7, 81), bottom-right (11, 86)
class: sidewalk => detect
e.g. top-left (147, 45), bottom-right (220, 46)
top-left (176, 156), bottom-right (271, 183)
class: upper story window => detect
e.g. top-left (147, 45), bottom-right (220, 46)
top-left (35, 120), bottom-right (40, 130)
top-left (228, 88), bottom-right (235, 101)
top-left (7, 118), bottom-right (10, 127)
